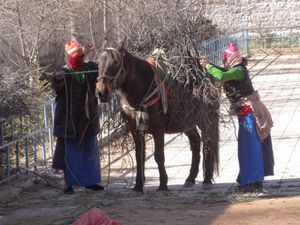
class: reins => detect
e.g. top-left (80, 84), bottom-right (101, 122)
top-left (61, 70), bottom-right (99, 75)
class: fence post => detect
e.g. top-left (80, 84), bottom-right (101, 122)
top-left (25, 137), bottom-right (29, 170)
top-left (0, 117), bottom-right (3, 147)
top-left (5, 118), bottom-right (14, 177)
top-left (5, 146), bottom-right (10, 177)
top-left (15, 141), bottom-right (19, 172)
top-left (33, 134), bottom-right (37, 171)
top-left (2, 125), bottom-right (11, 177)
top-left (43, 105), bottom-right (49, 161)
top-left (0, 117), bottom-right (6, 177)
top-left (245, 28), bottom-right (249, 56)
top-left (289, 27), bottom-right (292, 47)
top-left (16, 116), bottom-right (23, 173)
top-left (50, 101), bottom-right (55, 156)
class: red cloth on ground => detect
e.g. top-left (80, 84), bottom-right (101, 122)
top-left (72, 207), bottom-right (122, 225)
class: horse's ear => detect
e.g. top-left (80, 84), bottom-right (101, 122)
top-left (101, 36), bottom-right (108, 49)
top-left (116, 38), bottom-right (127, 52)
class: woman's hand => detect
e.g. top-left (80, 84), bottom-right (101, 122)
top-left (54, 70), bottom-right (65, 81)
top-left (199, 58), bottom-right (209, 69)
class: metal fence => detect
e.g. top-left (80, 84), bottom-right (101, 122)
top-left (248, 27), bottom-right (300, 50)
top-left (199, 26), bottom-right (300, 66)
top-left (199, 29), bottom-right (249, 66)
top-left (0, 100), bottom-right (55, 179)
top-left (0, 97), bottom-right (121, 181)
top-left (1, 27), bottom-right (299, 181)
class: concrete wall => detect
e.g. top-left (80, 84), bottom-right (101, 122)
top-left (201, 0), bottom-right (300, 31)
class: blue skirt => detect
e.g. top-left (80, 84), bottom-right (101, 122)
top-left (237, 113), bottom-right (264, 185)
top-left (63, 136), bottom-right (101, 186)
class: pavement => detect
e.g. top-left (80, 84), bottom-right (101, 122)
top-left (100, 53), bottom-right (300, 197)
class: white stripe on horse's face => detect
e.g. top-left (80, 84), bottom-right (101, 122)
top-left (98, 48), bottom-right (125, 90)
top-left (105, 47), bottom-right (118, 51)
top-left (100, 48), bottom-right (119, 59)
top-left (100, 51), bottom-right (108, 58)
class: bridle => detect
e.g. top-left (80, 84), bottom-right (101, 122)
top-left (98, 48), bottom-right (165, 111)
top-left (98, 48), bottom-right (126, 89)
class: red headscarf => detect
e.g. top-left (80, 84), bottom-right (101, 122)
top-left (222, 43), bottom-right (242, 70)
top-left (65, 40), bottom-right (85, 70)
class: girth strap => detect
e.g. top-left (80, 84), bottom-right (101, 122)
top-left (146, 59), bottom-right (168, 113)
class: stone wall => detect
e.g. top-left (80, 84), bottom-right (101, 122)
top-left (201, 0), bottom-right (300, 31)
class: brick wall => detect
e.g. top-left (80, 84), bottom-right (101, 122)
top-left (201, 0), bottom-right (300, 31)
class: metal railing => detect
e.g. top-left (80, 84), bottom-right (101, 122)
top-left (0, 100), bottom-right (55, 179)
top-left (248, 27), bottom-right (300, 50)
top-left (1, 26), bottom-right (299, 181)
top-left (199, 26), bottom-right (300, 66)
top-left (199, 29), bottom-right (249, 66)
top-left (0, 97), bottom-right (121, 180)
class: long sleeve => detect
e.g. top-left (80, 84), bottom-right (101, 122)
top-left (206, 64), bottom-right (245, 81)
top-left (51, 68), bottom-right (68, 94)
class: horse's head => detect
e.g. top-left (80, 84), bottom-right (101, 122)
top-left (96, 41), bottom-right (126, 102)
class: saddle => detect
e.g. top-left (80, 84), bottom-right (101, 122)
top-left (146, 49), bottom-right (177, 114)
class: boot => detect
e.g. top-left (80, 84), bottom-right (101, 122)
top-left (85, 184), bottom-right (105, 191)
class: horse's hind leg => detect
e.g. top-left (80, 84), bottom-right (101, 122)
top-left (184, 127), bottom-right (201, 187)
top-left (153, 130), bottom-right (168, 191)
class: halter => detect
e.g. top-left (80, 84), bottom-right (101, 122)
top-left (99, 48), bottom-right (166, 111)
top-left (98, 48), bottom-right (126, 89)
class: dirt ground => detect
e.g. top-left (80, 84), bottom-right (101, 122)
top-left (1, 172), bottom-right (300, 225)
top-left (1, 54), bottom-right (300, 225)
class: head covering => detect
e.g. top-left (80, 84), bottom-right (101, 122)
top-left (65, 40), bottom-right (85, 70)
top-left (65, 40), bottom-right (84, 57)
top-left (222, 43), bottom-right (242, 70)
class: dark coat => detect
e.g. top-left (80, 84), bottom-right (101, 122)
top-left (51, 61), bottom-right (100, 145)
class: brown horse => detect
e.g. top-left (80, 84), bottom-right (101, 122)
top-left (96, 42), bottom-right (220, 192)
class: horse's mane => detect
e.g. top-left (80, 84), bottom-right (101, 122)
top-left (104, 46), bottom-right (220, 108)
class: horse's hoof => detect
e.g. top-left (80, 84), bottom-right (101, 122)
top-left (202, 183), bottom-right (212, 190)
top-left (157, 186), bottom-right (169, 191)
top-left (183, 181), bottom-right (195, 187)
top-left (132, 186), bottom-right (144, 192)
top-left (202, 179), bottom-right (213, 190)
top-left (203, 179), bottom-right (213, 185)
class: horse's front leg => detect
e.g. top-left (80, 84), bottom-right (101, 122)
top-left (153, 131), bottom-right (168, 191)
top-left (132, 130), bottom-right (146, 192)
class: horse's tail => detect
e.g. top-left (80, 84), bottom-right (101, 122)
top-left (201, 107), bottom-right (220, 182)
top-left (211, 109), bottom-right (220, 177)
